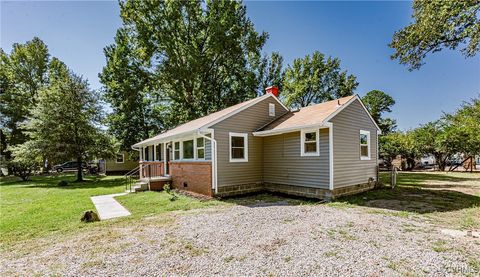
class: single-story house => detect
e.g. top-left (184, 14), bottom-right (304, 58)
top-left (99, 151), bottom-right (138, 175)
top-left (132, 87), bottom-right (380, 199)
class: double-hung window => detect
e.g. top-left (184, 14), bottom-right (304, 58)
top-left (229, 132), bottom-right (248, 162)
top-left (174, 142), bottom-right (180, 160)
top-left (360, 130), bottom-right (371, 160)
top-left (196, 137), bottom-right (205, 159)
top-left (301, 129), bottom-right (319, 156)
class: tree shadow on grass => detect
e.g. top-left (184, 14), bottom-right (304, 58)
top-left (336, 173), bottom-right (480, 214)
top-left (0, 174), bottom-right (126, 190)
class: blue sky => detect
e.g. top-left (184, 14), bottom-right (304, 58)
top-left (1, 1), bottom-right (479, 130)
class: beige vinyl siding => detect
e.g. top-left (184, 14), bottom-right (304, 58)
top-left (263, 129), bottom-right (330, 189)
top-left (212, 97), bottom-right (288, 187)
top-left (330, 99), bottom-right (378, 188)
top-left (205, 139), bottom-right (212, 160)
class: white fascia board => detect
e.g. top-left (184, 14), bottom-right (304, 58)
top-left (133, 94), bottom-right (289, 147)
top-left (253, 123), bottom-right (328, 137)
top-left (203, 93), bottom-right (289, 129)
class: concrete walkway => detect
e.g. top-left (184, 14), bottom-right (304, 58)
top-left (90, 193), bottom-right (131, 220)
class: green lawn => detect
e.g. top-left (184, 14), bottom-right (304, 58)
top-left (331, 171), bottom-right (480, 229)
top-left (2, 171), bottom-right (479, 250)
top-left (0, 174), bottom-right (224, 248)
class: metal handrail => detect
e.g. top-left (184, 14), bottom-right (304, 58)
top-left (125, 166), bottom-right (140, 192)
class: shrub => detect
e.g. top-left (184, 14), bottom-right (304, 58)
top-left (58, 180), bottom-right (68, 187)
top-left (163, 183), bottom-right (178, 201)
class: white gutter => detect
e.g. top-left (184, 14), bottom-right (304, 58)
top-left (197, 129), bottom-right (218, 194)
top-left (253, 123), bottom-right (328, 137)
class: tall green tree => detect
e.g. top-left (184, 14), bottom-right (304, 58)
top-left (254, 52), bottom-right (284, 96)
top-left (282, 51), bottom-right (358, 108)
top-left (18, 61), bottom-right (115, 181)
top-left (0, 37), bottom-right (50, 154)
top-left (362, 90), bottom-right (397, 134)
top-left (442, 97), bottom-right (480, 158)
top-left (113, 0), bottom-right (267, 126)
top-left (100, 28), bottom-right (164, 151)
top-left (390, 0), bottom-right (480, 70)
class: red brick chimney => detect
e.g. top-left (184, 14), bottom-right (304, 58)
top-left (265, 86), bottom-right (279, 97)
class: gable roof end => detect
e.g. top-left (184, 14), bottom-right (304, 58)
top-left (252, 95), bottom-right (381, 137)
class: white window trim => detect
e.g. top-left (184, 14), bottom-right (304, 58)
top-left (269, 103), bottom-right (275, 117)
top-left (181, 138), bottom-right (195, 160)
top-left (196, 137), bottom-right (205, 160)
top-left (115, 153), bottom-right (125, 163)
top-left (300, 129), bottom-right (320, 157)
top-left (229, 132), bottom-right (248, 162)
top-left (173, 141), bottom-right (180, 160)
top-left (360, 130), bottom-right (371, 160)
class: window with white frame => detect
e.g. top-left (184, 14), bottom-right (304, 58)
top-left (182, 139), bottom-right (194, 159)
top-left (196, 137), bottom-right (205, 159)
top-left (174, 142), bottom-right (180, 160)
top-left (229, 132), bottom-right (248, 162)
top-left (269, 103), bottom-right (275, 117)
top-left (360, 130), bottom-right (371, 160)
top-left (301, 129), bottom-right (319, 156)
top-left (116, 154), bottom-right (125, 163)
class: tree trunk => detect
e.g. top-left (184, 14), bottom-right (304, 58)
top-left (76, 156), bottom-right (83, 182)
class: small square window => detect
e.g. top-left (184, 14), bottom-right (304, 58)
top-left (116, 154), bottom-right (124, 163)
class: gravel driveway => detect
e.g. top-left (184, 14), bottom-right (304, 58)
top-left (2, 203), bottom-right (479, 276)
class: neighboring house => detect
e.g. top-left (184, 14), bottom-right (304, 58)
top-left (101, 151), bottom-right (138, 175)
top-left (132, 87), bottom-right (381, 199)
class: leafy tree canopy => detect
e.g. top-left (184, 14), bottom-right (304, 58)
top-left (390, 0), bottom-right (480, 70)
top-left (282, 50), bottom-right (358, 108)
top-left (100, 27), bottom-right (164, 151)
top-left (0, 37), bottom-right (50, 150)
top-left (18, 61), bottom-right (116, 181)
top-left (362, 90), bottom-right (397, 134)
top-left (253, 52), bottom-right (284, 96)
top-left (117, 0), bottom-right (267, 123)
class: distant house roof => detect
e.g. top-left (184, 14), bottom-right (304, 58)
top-left (133, 93), bottom-right (286, 147)
top-left (253, 95), bottom-right (380, 136)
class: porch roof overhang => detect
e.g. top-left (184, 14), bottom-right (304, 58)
top-left (132, 128), bottom-right (212, 148)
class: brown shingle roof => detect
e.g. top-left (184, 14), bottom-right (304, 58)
top-left (257, 95), bottom-right (356, 133)
top-left (133, 94), bottom-right (272, 147)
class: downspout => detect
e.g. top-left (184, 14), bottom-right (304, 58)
top-left (325, 122), bottom-right (334, 191)
top-left (131, 145), bottom-right (143, 179)
top-left (197, 130), bottom-right (218, 194)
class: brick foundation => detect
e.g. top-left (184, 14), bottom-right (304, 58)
top-left (149, 180), bottom-right (171, 191)
top-left (169, 162), bottom-right (212, 196)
